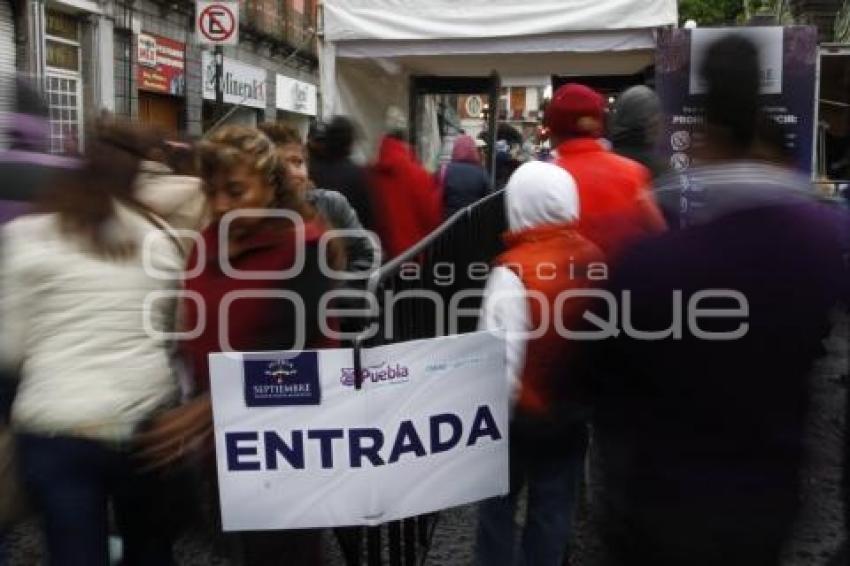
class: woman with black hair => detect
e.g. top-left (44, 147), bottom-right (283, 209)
top-left (308, 116), bottom-right (375, 231)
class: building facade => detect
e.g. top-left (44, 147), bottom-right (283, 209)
top-left (8, 0), bottom-right (320, 151)
top-left (200, 0), bottom-right (318, 137)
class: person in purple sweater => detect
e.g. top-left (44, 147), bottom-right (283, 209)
top-left (576, 34), bottom-right (847, 566)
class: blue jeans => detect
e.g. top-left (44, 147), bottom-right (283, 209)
top-left (476, 426), bottom-right (587, 566)
top-left (16, 433), bottom-right (175, 566)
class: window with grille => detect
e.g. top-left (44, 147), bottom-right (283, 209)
top-left (44, 9), bottom-right (82, 154)
top-left (45, 75), bottom-right (81, 154)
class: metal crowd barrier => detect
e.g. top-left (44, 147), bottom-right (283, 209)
top-left (338, 190), bottom-right (506, 566)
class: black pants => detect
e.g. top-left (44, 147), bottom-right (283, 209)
top-left (17, 433), bottom-right (175, 566)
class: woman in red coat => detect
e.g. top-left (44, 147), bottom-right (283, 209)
top-left (369, 126), bottom-right (442, 259)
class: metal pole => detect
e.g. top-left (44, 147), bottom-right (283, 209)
top-left (403, 518), bottom-right (416, 565)
top-left (367, 527), bottom-right (382, 566)
top-left (389, 522), bottom-right (402, 565)
top-left (487, 72), bottom-right (500, 188)
top-left (214, 44), bottom-right (224, 113)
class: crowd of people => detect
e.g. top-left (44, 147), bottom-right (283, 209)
top-left (0, 32), bottom-right (848, 566)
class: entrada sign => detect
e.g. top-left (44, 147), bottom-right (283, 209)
top-left (209, 332), bottom-right (509, 531)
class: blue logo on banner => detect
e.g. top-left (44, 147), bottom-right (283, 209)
top-left (244, 354), bottom-right (321, 407)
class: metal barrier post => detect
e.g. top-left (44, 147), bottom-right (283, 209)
top-left (344, 191), bottom-right (505, 566)
top-left (403, 518), bottom-right (416, 565)
top-left (389, 521), bottom-right (403, 565)
top-left (368, 527), bottom-right (383, 566)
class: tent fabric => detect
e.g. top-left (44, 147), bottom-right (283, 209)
top-left (320, 0), bottom-right (677, 161)
top-left (334, 29), bottom-right (657, 59)
top-left (323, 0), bottom-right (678, 42)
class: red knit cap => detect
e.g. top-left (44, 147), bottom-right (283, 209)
top-left (544, 83), bottom-right (606, 138)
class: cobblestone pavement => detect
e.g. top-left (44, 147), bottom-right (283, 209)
top-left (4, 313), bottom-right (848, 566)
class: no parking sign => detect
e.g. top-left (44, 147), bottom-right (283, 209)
top-left (196, 0), bottom-right (239, 45)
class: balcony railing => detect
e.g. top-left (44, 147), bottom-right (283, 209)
top-left (239, 0), bottom-right (317, 56)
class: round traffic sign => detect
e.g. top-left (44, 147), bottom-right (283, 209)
top-left (199, 4), bottom-right (236, 43)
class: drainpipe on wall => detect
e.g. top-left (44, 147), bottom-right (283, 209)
top-left (28, 0), bottom-right (46, 87)
top-left (92, 2), bottom-right (115, 114)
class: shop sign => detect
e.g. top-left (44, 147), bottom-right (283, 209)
top-left (137, 33), bottom-right (186, 96)
top-left (275, 75), bottom-right (317, 116)
top-left (202, 51), bottom-right (267, 109)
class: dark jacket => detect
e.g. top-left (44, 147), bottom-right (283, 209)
top-left (309, 156), bottom-right (375, 232)
top-left (609, 85), bottom-right (666, 179)
top-left (442, 162), bottom-right (490, 218)
top-left (307, 188), bottom-right (380, 273)
top-left (579, 162), bottom-right (846, 565)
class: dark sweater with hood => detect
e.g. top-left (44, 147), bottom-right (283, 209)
top-left (609, 85), bottom-right (666, 179)
top-left (578, 162), bottom-right (847, 564)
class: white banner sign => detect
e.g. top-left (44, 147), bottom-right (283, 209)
top-left (196, 0), bottom-right (239, 45)
top-left (202, 51), bottom-right (267, 109)
top-left (690, 27), bottom-right (784, 95)
top-left (276, 75), bottom-right (318, 116)
top-left (209, 331), bottom-right (509, 531)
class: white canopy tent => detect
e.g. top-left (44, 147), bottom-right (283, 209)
top-left (320, 0), bottom-right (678, 158)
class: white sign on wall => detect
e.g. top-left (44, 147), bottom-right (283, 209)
top-left (202, 51), bottom-right (267, 109)
top-left (275, 75), bottom-right (318, 116)
top-left (196, 0), bottom-right (239, 45)
top-left (689, 27), bottom-right (784, 95)
top-left (209, 331), bottom-right (509, 531)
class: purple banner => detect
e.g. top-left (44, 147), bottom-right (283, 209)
top-left (655, 26), bottom-right (818, 174)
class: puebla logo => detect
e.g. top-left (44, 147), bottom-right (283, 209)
top-left (340, 361), bottom-right (410, 387)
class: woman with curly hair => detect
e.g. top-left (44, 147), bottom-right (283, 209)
top-left (139, 125), bottom-right (340, 565)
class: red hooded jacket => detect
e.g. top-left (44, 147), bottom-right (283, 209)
top-left (369, 136), bottom-right (442, 259)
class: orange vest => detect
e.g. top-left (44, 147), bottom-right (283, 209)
top-left (497, 222), bottom-right (605, 415)
top-left (554, 138), bottom-right (665, 258)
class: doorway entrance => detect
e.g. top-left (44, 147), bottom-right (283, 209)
top-left (409, 74), bottom-right (500, 184)
top-left (139, 91), bottom-right (183, 134)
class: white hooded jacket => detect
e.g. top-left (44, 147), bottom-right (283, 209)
top-left (479, 161), bottom-right (580, 405)
top-left (134, 160), bottom-right (207, 254)
top-left (1, 204), bottom-right (184, 441)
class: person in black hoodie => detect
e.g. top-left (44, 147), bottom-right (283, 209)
top-left (307, 116), bottom-right (375, 231)
top-left (609, 85), bottom-right (665, 179)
